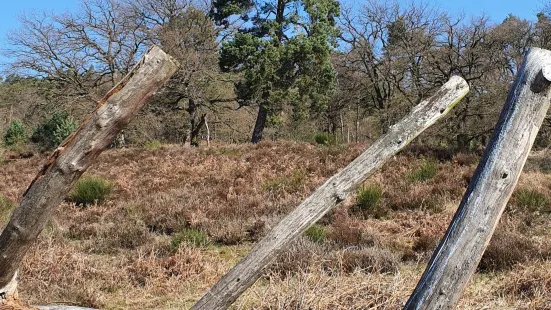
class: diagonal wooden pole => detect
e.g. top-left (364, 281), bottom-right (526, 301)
top-left (404, 47), bottom-right (551, 309)
top-left (0, 46), bottom-right (179, 304)
top-left (191, 76), bottom-right (470, 310)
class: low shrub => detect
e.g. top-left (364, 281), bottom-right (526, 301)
top-left (406, 160), bottom-right (438, 182)
top-left (353, 184), bottom-right (385, 218)
top-left (313, 132), bottom-right (335, 146)
top-left (3, 120), bottom-right (28, 147)
top-left (479, 228), bottom-right (540, 271)
top-left (514, 188), bottom-right (549, 213)
top-left (68, 176), bottom-right (113, 206)
top-left (32, 110), bottom-right (77, 150)
top-left (304, 224), bottom-right (327, 243)
top-left (269, 237), bottom-right (327, 278)
top-left (324, 247), bottom-right (398, 274)
top-left (499, 262), bottom-right (551, 304)
top-left (171, 228), bottom-right (210, 250)
top-left (144, 139), bottom-right (163, 151)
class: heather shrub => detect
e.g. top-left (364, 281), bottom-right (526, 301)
top-left (479, 228), bottom-right (540, 271)
top-left (32, 110), bottom-right (77, 150)
top-left (68, 176), bottom-right (113, 206)
top-left (406, 160), bottom-right (438, 182)
top-left (324, 247), bottom-right (398, 274)
top-left (171, 228), bottom-right (210, 250)
top-left (304, 224), bottom-right (327, 243)
top-left (270, 237), bottom-right (327, 277)
top-left (3, 119), bottom-right (28, 147)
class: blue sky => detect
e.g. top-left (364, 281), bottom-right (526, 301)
top-left (0, 1), bottom-right (543, 43)
top-left (0, 0), bottom-right (544, 65)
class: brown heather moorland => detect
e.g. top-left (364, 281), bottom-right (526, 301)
top-left (1, 141), bottom-right (550, 309)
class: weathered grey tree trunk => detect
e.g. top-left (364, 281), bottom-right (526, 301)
top-left (191, 76), bottom-right (469, 310)
top-left (0, 46), bottom-right (179, 304)
top-left (404, 47), bottom-right (551, 309)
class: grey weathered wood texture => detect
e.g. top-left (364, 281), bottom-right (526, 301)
top-left (404, 47), bottom-right (551, 309)
top-left (191, 76), bottom-right (470, 310)
top-left (0, 46), bottom-right (179, 298)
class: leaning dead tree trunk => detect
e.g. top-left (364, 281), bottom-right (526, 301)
top-left (0, 46), bottom-right (178, 304)
top-left (191, 76), bottom-right (469, 310)
top-left (404, 47), bottom-right (551, 309)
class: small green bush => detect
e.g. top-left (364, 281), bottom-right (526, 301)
top-left (313, 132), bottom-right (335, 146)
top-left (514, 188), bottom-right (549, 212)
top-left (407, 160), bottom-right (438, 182)
top-left (3, 120), bottom-right (28, 146)
top-left (144, 139), bottom-right (163, 151)
top-left (32, 111), bottom-right (77, 150)
top-left (355, 184), bottom-right (383, 212)
top-left (68, 176), bottom-right (113, 206)
top-left (171, 228), bottom-right (210, 250)
top-left (304, 224), bottom-right (327, 243)
top-left (0, 195), bottom-right (15, 224)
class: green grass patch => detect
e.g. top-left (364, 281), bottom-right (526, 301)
top-left (171, 228), bottom-right (210, 250)
top-left (353, 184), bottom-right (386, 218)
top-left (514, 188), bottom-right (549, 213)
top-left (68, 176), bottom-right (114, 206)
top-left (304, 224), bottom-right (327, 243)
top-left (406, 160), bottom-right (438, 182)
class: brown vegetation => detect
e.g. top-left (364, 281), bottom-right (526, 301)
top-left (0, 142), bottom-right (550, 308)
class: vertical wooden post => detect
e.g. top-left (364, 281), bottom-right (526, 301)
top-left (404, 47), bottom-right (551, 309)
top-left (191, 76), bottom-right (469, 310)
top-left (0, 46), bottom-right (179, 301)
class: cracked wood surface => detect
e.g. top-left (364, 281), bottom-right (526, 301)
top-left (404, 47), bottom-right (551, 309)
top-left (191, 76), bottom-right (470, 310)
top-left (0, 46), bottom-right (179, 295)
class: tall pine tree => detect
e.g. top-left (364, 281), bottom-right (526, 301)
top-left (212, 0), bottom-right (340, 143)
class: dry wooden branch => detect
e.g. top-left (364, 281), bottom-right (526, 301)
top-left (191, 76), bottom-right (470, 310)
top-left (404, 47), bottom-right (551, 309)
top-left (0, 46), bottom-right (179, 299)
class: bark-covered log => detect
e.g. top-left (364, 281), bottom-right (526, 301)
top-left (0, 46), bottom-right (179, 299)
top-left (191, 76), bottom-right (470, 310)
top-left (404, 47), bottom-right (551, 309)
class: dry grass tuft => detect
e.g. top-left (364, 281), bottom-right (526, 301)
top-left (499, 261), bottom-right (551, 309)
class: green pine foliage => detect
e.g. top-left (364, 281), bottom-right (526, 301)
top-left (213, 0), bottom-right (340, 141)
top-left (3, 120), bottom-right (28, 146)
top-left (32, 111), bottom-right (77, 150)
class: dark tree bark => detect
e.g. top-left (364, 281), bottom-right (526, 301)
top-left (251, 104), bottom-right (268, 144)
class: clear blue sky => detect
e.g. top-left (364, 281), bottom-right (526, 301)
top-left (0, 0), bottom-right (544, 37)
top-left (0, 0), bottom-right (544, 65)
top-left (0, 0), bottom-right (77, 39)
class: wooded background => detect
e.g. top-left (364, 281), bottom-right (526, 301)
top-left (2, 0), bottom-right (551, 152)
